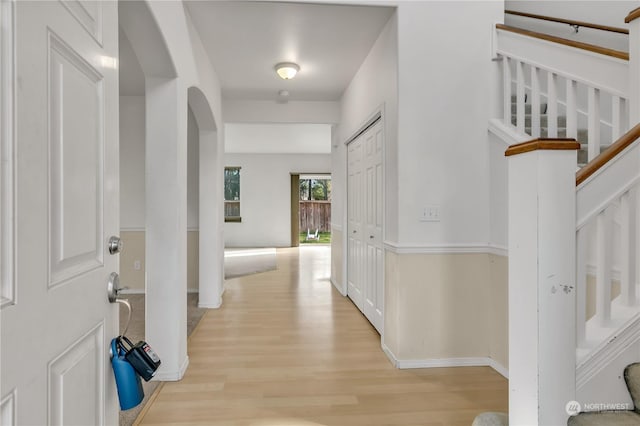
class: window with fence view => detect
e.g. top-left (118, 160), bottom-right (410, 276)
top-left (224, 167), bottom-right (241, 222)
top-left (299, 177), bottom-right (331, 243)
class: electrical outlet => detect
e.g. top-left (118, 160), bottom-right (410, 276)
top-left (134, 260), bottom-right (141, 270)
top-left (420, 205), bottom-right (440, 222)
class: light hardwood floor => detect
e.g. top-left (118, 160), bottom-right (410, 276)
top-left (136, 246), bottom-right (508, 425)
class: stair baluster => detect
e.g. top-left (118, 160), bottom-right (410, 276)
top-left (587, 87), bottom-right (602, 161)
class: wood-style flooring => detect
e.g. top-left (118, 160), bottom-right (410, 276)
top-left (136, 246), bottom-right (508, 425)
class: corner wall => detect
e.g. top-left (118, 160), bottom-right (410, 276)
top-left (337, 2), bottom-right (508, 374)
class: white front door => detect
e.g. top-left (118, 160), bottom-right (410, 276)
top-left (1, 1), bottom-right (119, 424)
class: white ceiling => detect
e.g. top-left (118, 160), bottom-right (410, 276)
top-left (225, 123), bottom-right (331, 154)
top-left (184, 1), bottom-right (394, 101)
top-left (119, 2), bottom-right (392, 154)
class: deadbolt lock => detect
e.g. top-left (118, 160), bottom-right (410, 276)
top-left (108, 236), bottom-right (123, 255)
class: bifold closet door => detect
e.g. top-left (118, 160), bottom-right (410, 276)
top-left (347, 139), bottom-right (364, 311)
top-left (346, 119), bottom-right (383, 333)
top-left (362, 121), bottom-right (383, 333)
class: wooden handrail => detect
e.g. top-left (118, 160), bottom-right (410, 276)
top-left (506, 10), bottom-right (629, 35)
top-left (576, 123), bottom-right (640, 185)
top-left (496, 24), bottom-right (629, 60)
top-left (505, 139), bottom-right (580, 157)
top-left (625, 7), bottom-right (640, 24)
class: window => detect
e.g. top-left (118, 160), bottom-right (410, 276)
top-left (224, 167), bottom-right (241, 222)
top-left (299, 178), bottom-right (331, 201)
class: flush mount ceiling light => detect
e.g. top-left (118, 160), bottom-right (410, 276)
top-left (275, 62), bottom-right (300, 80)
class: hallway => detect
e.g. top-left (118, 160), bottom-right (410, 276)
top-left (136, 246), bottom-right (507, 425)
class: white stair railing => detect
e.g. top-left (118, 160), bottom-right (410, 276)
top-left (574, 128), bottom-right (640, 388)
top-left (496, 24), bottom-right (630, 163)
top-left (502, 8), bottom-right (640, 423)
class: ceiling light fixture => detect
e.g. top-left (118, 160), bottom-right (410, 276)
top-left (275, 62), bottom-right (300, 80)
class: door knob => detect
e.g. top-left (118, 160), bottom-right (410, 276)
top-left (107, 272), bottom-right (128, 302)
top-left (108, 236), bottom-right (123, 255)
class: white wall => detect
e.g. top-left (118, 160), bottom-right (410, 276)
top-left (337, 11), bottom-right (398, 242)
top-left (187, 107), bottom-right (199, 229)
top-left (224, 153), bottom-right (331, 247)
top-left (395, 1), bottom-right (501, 246)
top-left (489, 133), bottom-right (509, 251)
top-left (224, 100), bottom-right (340, 124)
top-left (120, 96), bottom-right (145, 229)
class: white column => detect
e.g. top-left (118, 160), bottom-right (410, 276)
top-left (145, 77), bottom-right (188, 381)
top-left (506, 139), bottom-right (579, 425)
top-left (198, 128), bottom-right (223, 308)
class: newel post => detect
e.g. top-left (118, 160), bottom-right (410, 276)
top-left (506, 139), bottom-right (580, 425)
top-left (626, 8), bottom-right (640, 123)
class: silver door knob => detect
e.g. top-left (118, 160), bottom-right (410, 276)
top-left (108, 236), bottom-right (123, 255)
top-left (107, 272), bottom-right (120, 303)
top-left (107, 272), bottom-right (129, 303)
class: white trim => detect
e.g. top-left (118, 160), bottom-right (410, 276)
top-left (577, 312), bottom-right (640, 389)
top-left (330, 276), bottom-right (346, 296)
top-left (488, 118), bottom-right (530, 146)
top-left (330, 223), bottom-right (343, 232)
top-left (0, 388), bottom-right (17, 425)
top-left (119, 227), bottom-right (200, 232)
top-left (487, 358), bottom-right (510, 379)
top-left (1, 0), bottom-right (15, 308)
top-left (154, 355), bottom-right (189, 382)
top-left (586, 264), bottom-right (621, 282)
top-left (198, 297), bottom-right (221, 309)
top-left (383, 241), bottom-right (508, 256)
top-left (381, 343), bottom-right (509, 379)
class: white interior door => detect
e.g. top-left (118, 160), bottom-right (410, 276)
top-left (346, 118), bottom-right (384, 332)
top-left (1, 1), bottom-right (119, 424)
top-left (347, 139), bottom-right (364, 311)
top-left (363, 121), bottom-right (383, 333)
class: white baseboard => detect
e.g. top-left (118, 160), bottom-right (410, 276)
top-left (331, 277), bottom-right (346, 296)
top-left (383, 241), bottom-right (508, 257)
top-left (381, 343), bottom-right (508, 379)
top-left (154, 355), bottom-right (189, 381)
top-left (381, 343), bottom-right (399, 367)
top-left (198, 298), bottom-right (222, 309)
top-left (487, 358), bottom-right (509, 379)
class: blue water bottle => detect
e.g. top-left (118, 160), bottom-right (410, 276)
top-left (111, 338), bottom-right (144, 410)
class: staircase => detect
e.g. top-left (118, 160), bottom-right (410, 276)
top-left (510, 96), bottom-right (604, 167)
top-left (491, 11), bottom-right (640, 425)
